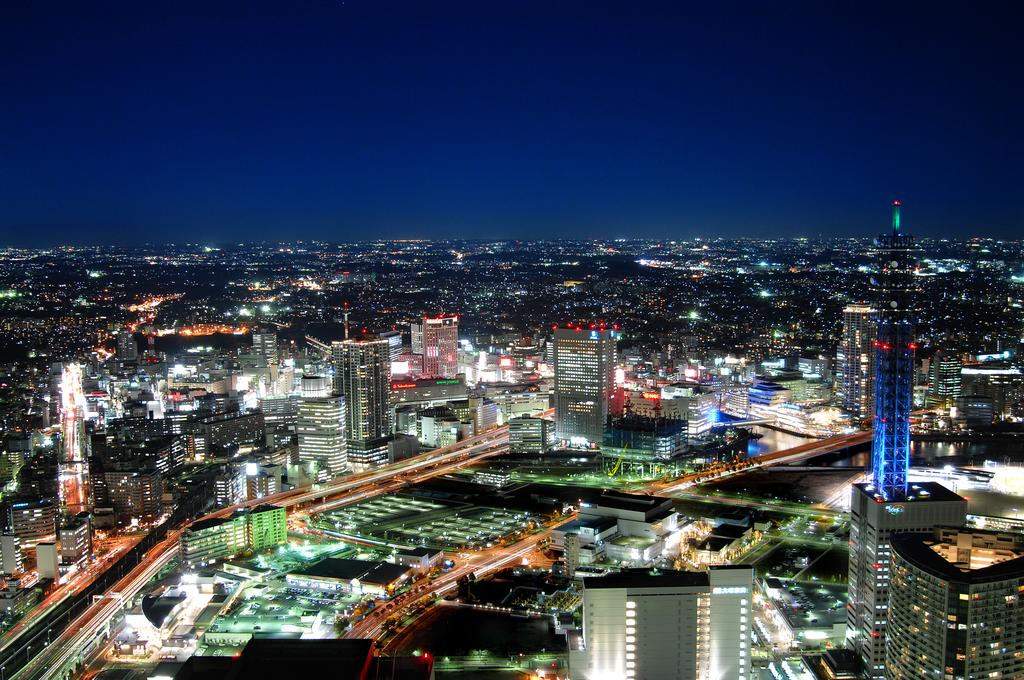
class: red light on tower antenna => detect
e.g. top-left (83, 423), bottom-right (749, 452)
top-left (893, 200), bottom-right (901, 206)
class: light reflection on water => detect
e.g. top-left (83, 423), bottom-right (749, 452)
top-left (746, 427), bottom-right (816, 458)
top-left (746, 426), bottom-right (1024, 469)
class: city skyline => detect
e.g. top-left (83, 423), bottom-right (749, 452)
top-left (3, 2), bottom-right (1022, 245)
top-left (2, 4), bottom-right (1024, 680)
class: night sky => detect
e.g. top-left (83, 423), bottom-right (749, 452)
top-left (2, 1), bottom-right (1021, 244)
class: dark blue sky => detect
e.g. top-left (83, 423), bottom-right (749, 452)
top-left (2, 1), bottom-right (1021, 244)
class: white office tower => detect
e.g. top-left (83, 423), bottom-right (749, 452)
top-left (297, 375), bottom-right (347, 477)
top-left (571, 566), bottom-right (754, 680)
top-left (332, 337), bottom-right (393, 471)
top-left (553, 326), bottom-right (617, 447)
top-left (0, 534), bottom-right (23, 575)
top-left (846, 482), bottom-right (967, 679)
top-left (410, 321), bottom-right (424, 356)
top-left (214, 464), bottom-right (247, 508)
top-left (836, 304), bottom-right (876, 423)
top-left (251, 329), bottom-right (279, 365)
top-left (378, 329), bottom-right (403, 363)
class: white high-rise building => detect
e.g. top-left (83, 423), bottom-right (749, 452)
top-left (836, 305), bottom-right (876, 423)
top-left (571, 566), bottom-right (754, 680)
top-left (214, 463), bottom-right (247, 508)
top-left (377, 330), bottom-right (403, 363)
top-left (297, 375), bottom-right (347, 477)
top-left (0, 534), bottom-right (23, 575)
top-left (251, 329), bottom-right (279, 365)
top-left (886, 527), bottom-right (1024, 680)
top-left (846, 482), bottom-right (967, 679)
top-left (553, 326), bottom-right (617, 447)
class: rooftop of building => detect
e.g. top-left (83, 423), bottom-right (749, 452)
top-left (750, 381), bottom-right (788, 392)
top-left (892, 528), bottom-right (1024, 584)
top-left (583, 568), bottom-right (709, 590)
top-left (395, 546), bottom-right (442, 558)
top-left (708, 523), bottom-right (750, 540)
top-left (585, 489), bottom-right (672, 513)
top-left (853, 480), bottom-right (966, 504)
top-left (187, 515), bottom-right (234, 534)
top-left (289, 558), bottom-right (410, 586)
top-left (250, 504), bottom-right (284, 515)
top-left (142, 592), bottom-right (187, 629)
top-left (696, 535), bottom-right (737, 553)
top-left (174, 639), bottom-right (433, 680)
top-left (558, 516), bottom-right (618, 534)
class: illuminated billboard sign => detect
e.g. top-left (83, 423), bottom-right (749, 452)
top-left (392, 378), bottom-right (462, 390)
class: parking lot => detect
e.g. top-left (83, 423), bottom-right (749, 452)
top-left (316, 493), bottom-right (540, 551)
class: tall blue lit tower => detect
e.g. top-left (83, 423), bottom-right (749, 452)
top-left (870, 200), bottom-right (916, 499)
top-left (848, 203), bottom-right (967, 680)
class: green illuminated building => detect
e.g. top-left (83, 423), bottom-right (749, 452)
top-left (248, 504), bottom-right (287, 551)
top-left (181, 504), bottom-right (287, 567)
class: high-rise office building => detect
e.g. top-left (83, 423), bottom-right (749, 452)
top-left (0, 534), bottom-right (23, 575)
top-left (377, 330), bottom-right (403, 364)
top-left (570, 565), bottom-right (754, 680)
top-left (961, 363), bottom-right (1024, 419)
top-left (410, 321), bottom-right (424, 356)
top-left (214, 463), bottom-right (247, 508)
top-left (7, 498), bottom-right (56, 546)
top-left (297, 375), bottom-right (347, 477)
top-left (847, 482), bottom-right (967, 678)
top-left (332, 337), bottom-right (392, 471)
top-left (886, 527), bottom-right (1024, 679)
top-left (553, 326), bottom-right (617, 447)
top-left (116, 330), bottom-right (138, 361)
top-left (836, 304), bottom-right (876, 423)
top-left (927, 349), bottom-right (962, 408)
top-left (415, 315), bottom-right (459, 378)
top-left (847, 202), bottom-right (969, 679)
top-left (252, 329), bottom-right (279, 365)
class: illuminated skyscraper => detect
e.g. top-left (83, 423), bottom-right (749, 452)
top-left (871, 200), bottom-right (916, 500)
top-left (926, 349), bottom-right (961, 408)
top-left (297, 375), bottom-right (347, 477)
top-left (116, 330), bottom-right (138, 362)
top-left (251, 328), bottom-right (279, 365)
top-left (332, 337), bottom-right (393, 470)
top-left (846, 202), bottom-right (968, 679)
top-left (571, 566), bottom-right (754, 680)
top-left (414, 314), bottom-right (459, 378)
top-left (836, 304), bottom-right (876, 423)
top-left (886, 527), bottom-right (1024, 679)
top-left (553, 326), bottom-right (617, 447)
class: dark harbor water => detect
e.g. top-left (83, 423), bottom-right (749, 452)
top-left (747, 426), bottom-right (1024, 469)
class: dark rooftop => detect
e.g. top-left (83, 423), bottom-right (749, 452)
top-left (174, 638), bottom-right (433, 680)
top-left (290, 558), bottom-right (410, 586)
top-left (587, 489), bottom-right (672, 512)
top-left (396, 546), bottom-right (442, 558)
top-left (583, 568), bottom-right (709, 590)
top-left (853, 480), bottom-right (966, 504)
top-left (187, 515), bottom-right (232, 534)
